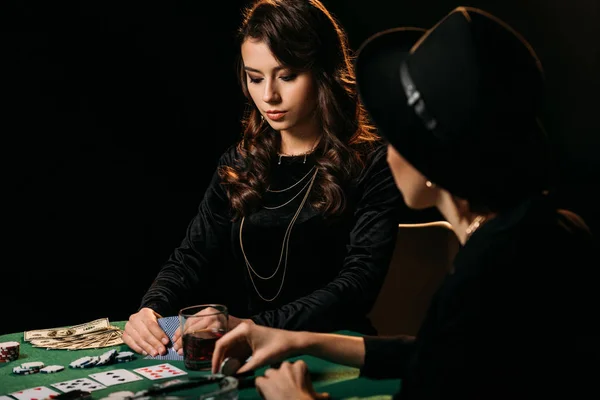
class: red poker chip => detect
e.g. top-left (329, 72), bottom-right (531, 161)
top-left (0, 341), bottom-right (20, 362)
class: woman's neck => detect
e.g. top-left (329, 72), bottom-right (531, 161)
top-left (279, 132), bottom-right (321, 156)
top-left (437, 191), bottom-right (495, 245)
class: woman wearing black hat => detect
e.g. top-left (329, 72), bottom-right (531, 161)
top-left (210, 6), bottom-right (599, 399)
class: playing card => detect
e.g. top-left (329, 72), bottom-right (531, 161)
top-left (51, 377), bottom-right (107, 393)
top-left (133, 363), bottom-right (187, 380)
top-left (88, 369), bottom-right (144, 386)
top-left (1, 396), bottom-right (16, 400)
top-left (10, 386), bottom-right (60, 400)
top-left (144, 316), bottom-right (183, 361)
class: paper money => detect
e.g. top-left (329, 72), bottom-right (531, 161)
top-left (25, 319), bottom-right (124, 350)
top-left (24, 318), bottom-right (111, 341)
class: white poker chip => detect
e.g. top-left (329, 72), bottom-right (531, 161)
top-left (12, 366), bottom-right (39, 375)
top-left (20, 361), bottom-right (45, 370)
top-left (69, 356), bottom-right (93, 368)
top-left (96, 349), bottom-right (118, 366)
top-left (40, 365), bottom-right (65, 373)
top-left (107, 391), bottom-right (135, 398)
top-left (115, 351), bottom-right (135, 362)
top-left (80, 355), bottom-right (100, 368)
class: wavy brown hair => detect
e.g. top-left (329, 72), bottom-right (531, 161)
top-left (219, 0), bottom-right (380, 219)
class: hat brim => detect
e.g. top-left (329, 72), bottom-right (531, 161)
top-left (356, 28), bottom-right (437, 178)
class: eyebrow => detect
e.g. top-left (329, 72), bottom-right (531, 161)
top-left (244, 66), bottom-right (287, 74)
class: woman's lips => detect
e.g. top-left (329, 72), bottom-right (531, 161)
top-left (266, 111), bottom-right (286, 121)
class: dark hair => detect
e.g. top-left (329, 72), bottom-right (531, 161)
top-left (219, 0), bottom-right (380, 219)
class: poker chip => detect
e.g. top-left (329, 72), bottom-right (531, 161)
top-left (40, 364), bottom-right (65, 373)
top-left (12, 360), bottom-right (45, 375)
top-left (0, 341), bottom-right (20, 363)
top-left (115, 351), bottom-right (135, 362)
top-left (219, 357), bottom-right (241, 376)
top-left (80, 356), bottom-right (100, 368)
top-left (70, 356), bottom-right (93, 368)
top-left (21, 361), bottom-right (45, 370)
top-left (105, 390), bottom-right (135, 399)
top-left (12, 366), bottom-right (40, 375)
top-left (95, 349), bottom-right (118, 366)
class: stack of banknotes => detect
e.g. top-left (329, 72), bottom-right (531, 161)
top-left (24, 318), bottom-right (124, 350)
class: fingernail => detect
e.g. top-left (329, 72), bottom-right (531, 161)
top-left (142, 350), bottom-right (148, 356)
top-left (177, 349), bottom-right (183, 356)
top-left (173, 345), bottom-right (179, 351)
top-left (162, 337), bottom-right (169, 345)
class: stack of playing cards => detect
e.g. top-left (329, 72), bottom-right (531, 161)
top-left (24, 318), bottom-right (124, 350)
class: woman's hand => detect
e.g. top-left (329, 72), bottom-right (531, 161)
top-left (211, 322), bottom-right (302, 374)
top-left (256, 360), bottom-right (330, 400)
top-left (122, 308), bottom-right (169, 357)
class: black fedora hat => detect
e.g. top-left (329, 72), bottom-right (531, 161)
top-left (356, 7), bottom-right (550, 205)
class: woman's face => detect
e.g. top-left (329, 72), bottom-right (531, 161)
top-left (241, 38), bottom-right (319, 136)
top-left (386, 144), bottom-right (438, 209)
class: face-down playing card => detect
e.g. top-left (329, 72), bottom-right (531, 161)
top-left (144, 316), bottom-right (183, 361)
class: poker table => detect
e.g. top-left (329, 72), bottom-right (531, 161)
top-left (0, 322), bottom-right (401, 399)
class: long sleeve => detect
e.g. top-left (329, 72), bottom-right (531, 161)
top-left (139, 151), bottom-right (234, 317)
top-left (361, 335), bottom-right (416, 379)
top-left (250, 145), bottom-right (406, 332)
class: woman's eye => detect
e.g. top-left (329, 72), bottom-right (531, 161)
top-left (280, 73), bottom-right (298, 82)
top-left (248, 76), bottom-right (263, 84)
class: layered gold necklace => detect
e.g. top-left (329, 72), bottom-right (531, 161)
top-left (239, 166), bottom-right (319, 302)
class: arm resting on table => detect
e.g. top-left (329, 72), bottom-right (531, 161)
top-left (297, 332), bottom-right (366, 369)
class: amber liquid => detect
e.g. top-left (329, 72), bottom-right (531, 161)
top-left (182, 328), bottom-right (225, 370)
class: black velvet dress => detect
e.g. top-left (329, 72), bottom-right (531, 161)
top-left (360, 194), bottom-right (600, 398)
top-left (140, 142), bottom-right (413, 333)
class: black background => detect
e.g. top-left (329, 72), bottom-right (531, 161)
top-left (3, 0), bottom-right (598, 335)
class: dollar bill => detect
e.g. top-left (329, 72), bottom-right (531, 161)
top-left (25, 318), bottom-right (124, 350)
top-left (24, 318), bottom-right (110, 341)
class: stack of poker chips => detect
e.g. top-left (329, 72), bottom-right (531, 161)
top-left (69, 350), bottom-right (135, 369)
top-left (12, 361), bottom-right (45, 375)
top-left (0, 341), bottom-right (20, 363)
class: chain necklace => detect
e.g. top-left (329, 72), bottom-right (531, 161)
top-left (277, 136), bottom-right (320, 165)
top-left (239, 167), bottom-right (319, 302)
top-left (465, 215), bottom-right (487, 241)
top-left (266, 165), bottom-right (317, 193)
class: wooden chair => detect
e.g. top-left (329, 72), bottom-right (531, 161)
top-left (368, 221), bottom-right (460, 336)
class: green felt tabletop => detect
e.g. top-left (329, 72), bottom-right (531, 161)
top-left (0, 321), bottom-right (400, 399)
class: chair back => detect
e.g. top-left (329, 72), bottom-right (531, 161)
top-left (368, 221), bottom-right (460, 336)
